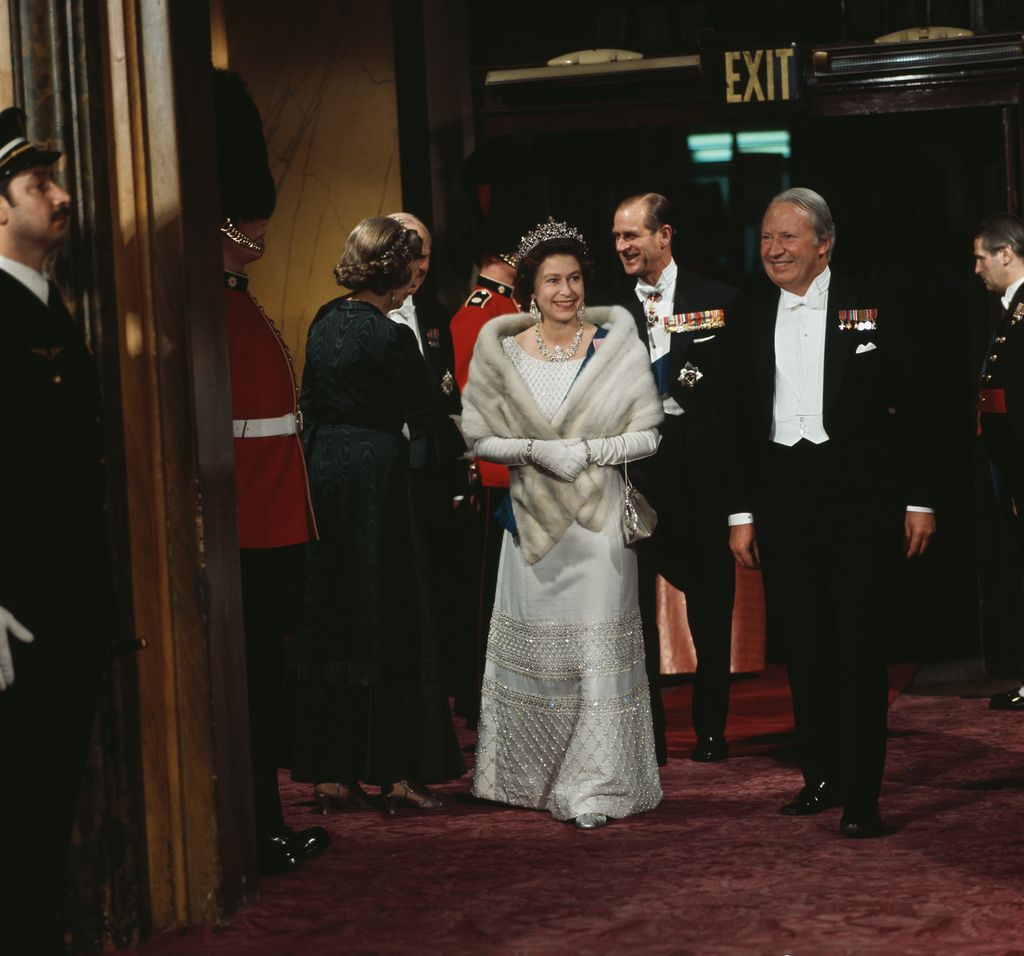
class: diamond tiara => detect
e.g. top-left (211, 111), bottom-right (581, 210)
top-left (517, 217), bottom-right (588, 260)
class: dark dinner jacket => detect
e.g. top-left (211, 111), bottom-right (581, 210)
top-left (622, 269), bottom-right (742, 586)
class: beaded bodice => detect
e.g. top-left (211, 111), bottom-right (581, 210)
top-left (502, 336), bottom-right (582, 421)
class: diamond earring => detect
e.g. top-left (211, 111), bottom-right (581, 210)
top-left (577, 303), bottom-right (586, 321)
top-left (529, 296), bottom-right (541, 320)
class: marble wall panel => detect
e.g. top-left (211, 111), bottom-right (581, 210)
top-left (225, 0), bottom-right (403, 380)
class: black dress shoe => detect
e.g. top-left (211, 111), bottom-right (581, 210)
top-left (691, 735), bottom-right (729, 762)
top-left (258, 834), bottom-right (300, 875)
top-left (780, 781), bottom-right (841, 816)
top-left (839, 807), bottom-right (885, 838)
top-left (285, 825), bottom-right (331, 859)
top-left (989, 688), bottom-right (1024, 710)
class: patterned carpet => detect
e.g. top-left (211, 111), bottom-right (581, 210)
top-left (131, 665), bottom-right (1024, 955)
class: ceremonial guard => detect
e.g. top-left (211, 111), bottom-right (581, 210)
top-left (449, 260), bottom-right (518, 721)
top-left (973, 214), bottom-right (1024, 711)
top-left (612, 192), bottom-right (740, 765)
top-left (214, 70), bottom-right (329, 873)
top-left (446, 138), bottom-right (545, 726)
top-left (0, 107), bottom-right (112, 954)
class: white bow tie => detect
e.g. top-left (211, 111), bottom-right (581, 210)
top-left (637, 281), bottom-right (666, 300)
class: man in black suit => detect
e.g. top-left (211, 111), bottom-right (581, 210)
top-left (388, 212), bottom-right (468, 701)
top-left (973, 214), bottom-right (1024, 711)
top-left (728, 187), bottom-right (936, 837)
top-left (0, 106), bottom-right (111, 953)
top-left (612, 192), bottom-right (740, 765)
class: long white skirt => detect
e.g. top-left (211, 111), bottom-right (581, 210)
top-left (471, 504), bottom-right (662, 821)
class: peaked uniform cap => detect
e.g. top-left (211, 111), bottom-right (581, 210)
top-left (0, 107), bottom-right (62, 181)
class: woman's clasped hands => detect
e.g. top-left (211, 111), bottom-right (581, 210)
top-left (530, 438), bottom-right (591, 481)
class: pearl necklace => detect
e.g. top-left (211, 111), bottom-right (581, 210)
top-left (534, 317), bottom-right (584, 362)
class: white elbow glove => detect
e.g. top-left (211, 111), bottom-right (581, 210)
top-left (473, 436), bottom-right (531, 465)
top-left (585, 430), bottom-right (661, 466)
top-left (0, 605), bottom-right (34, 692)
top-left (473, 436), bottom-right (595, 481)
top-left (530, 439), bottom-right (589, 481)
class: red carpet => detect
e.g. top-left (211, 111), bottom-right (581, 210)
top-left (131, 664), bottom-right (1024, 955)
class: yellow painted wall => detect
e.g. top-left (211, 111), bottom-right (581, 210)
top-left (224, 0), bottom-right (403, 380)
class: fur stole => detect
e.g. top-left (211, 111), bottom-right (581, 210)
top-left (461, 305), bottom-right (662, 564)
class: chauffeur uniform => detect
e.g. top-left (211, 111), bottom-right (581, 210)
top-left (978, 277), bottom-right (1024, 556)
top-left (224, 270), bottom-right (316, 848)
top-left (622, 259), bottom-right (740, 764)
top-left (450, 275), bottom-right (517, 722)
top-left (0, 261), bottom-right (111, 951)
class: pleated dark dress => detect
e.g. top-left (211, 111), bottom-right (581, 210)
top-left (291, 297), bottom-right (465, 786)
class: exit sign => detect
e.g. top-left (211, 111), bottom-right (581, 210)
top-left (724, 47), bottom-right (800, 103)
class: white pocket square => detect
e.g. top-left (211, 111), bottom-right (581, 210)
top-left (855, 342), bottom-right (877, 354)
top-left (692, 334), bottom-right (716, 343)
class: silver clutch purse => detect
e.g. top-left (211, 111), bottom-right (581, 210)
top-left (622, 459), bottom-right (657, 545)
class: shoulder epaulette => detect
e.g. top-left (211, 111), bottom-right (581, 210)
top-left (465, 288), bottom-right (492, 308)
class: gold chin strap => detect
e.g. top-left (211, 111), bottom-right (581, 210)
top-left (220, 217), bottom-right (264, 254)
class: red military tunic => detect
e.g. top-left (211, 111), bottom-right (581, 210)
top-left (450, 275), bottom-right (518, 488)
top-left (224, 271), bottom-right (316, 548)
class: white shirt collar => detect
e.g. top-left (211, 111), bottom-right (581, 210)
top-left (388, 294), bottom-right (424, 353)
top-left (780, 265), bottom-right (831, 311)
top-left (635, 258), bottom-right (677, 300)
top-left (1001, 275), bottom-right (1024, 312)
top-left (0, 255), bottom-right (49, 305)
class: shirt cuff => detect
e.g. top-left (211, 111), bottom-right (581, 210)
top-left (728, 513), bottom-right (754, 526)
top-left (906, 506), bottom-right (934, 514)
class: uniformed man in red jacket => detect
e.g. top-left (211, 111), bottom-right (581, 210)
top-left (214, 69), bottom-right (329, 875)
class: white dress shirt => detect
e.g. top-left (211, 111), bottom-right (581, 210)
top-left (1001, 275), bottom-right (1024, 311)
top-left (772, 266), bottom-right (831, 446)
top-left (0, 255), bottom-right (49, 305)
top-left (635, 257), bottom-right (684, 417)
top-left (388, 294), bottom-right (424, 355)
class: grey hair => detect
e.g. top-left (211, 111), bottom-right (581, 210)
top-left (976, 214), bottom-right (1024, 257)
top-left (770, 187), bottom-right (836, 258)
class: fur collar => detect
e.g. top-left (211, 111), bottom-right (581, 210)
top-left (462, 305), bottom-right (662, 563)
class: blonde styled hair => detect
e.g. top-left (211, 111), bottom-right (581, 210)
top-left (334, 216), bottom-right (421, 294)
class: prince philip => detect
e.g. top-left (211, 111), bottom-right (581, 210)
top-left (613, 192), bottom-right (740, 764)
top-left (727, 187), bottom-right (937, 837)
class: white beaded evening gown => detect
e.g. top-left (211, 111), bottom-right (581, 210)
top-left (471, 338), bottom-right (663, 822)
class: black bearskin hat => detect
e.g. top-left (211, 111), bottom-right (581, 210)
top-left (213, 69), bottom-right (276, 222)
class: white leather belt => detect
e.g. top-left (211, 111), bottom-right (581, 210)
top-left (232, 411), bottom-right (302, 438)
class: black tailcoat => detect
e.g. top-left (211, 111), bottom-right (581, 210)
top-left (726, 270), bottom-right (937, 808)
top-left (0, 268), bottom-right (110, 949)
top-left (621, 269), bottom-right (741, 759)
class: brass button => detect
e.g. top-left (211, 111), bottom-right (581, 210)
top-left (996, 336), bottom-right (1007, 344)
top-left (989, 354), bottom-right (999, 363)
top-left (53, 374), bottom-right (62, 384)
top-left (984, 373), bottom-right (993, 382)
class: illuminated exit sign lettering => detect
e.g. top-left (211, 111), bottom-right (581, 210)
top-left (724, 48), bottom-right (799, 103)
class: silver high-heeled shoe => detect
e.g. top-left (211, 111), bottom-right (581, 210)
top-left (574, 812), bottom-right (608, 830)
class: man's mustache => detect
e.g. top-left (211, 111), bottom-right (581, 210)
top-left (52, 206), bottom-right (70, 223)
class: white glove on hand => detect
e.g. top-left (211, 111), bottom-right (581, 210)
top-left (531, 439), bottom-right (589, 481)
top-left (0, 605), bottom-right (34, 692)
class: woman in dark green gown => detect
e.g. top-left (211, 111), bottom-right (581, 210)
top-left (292, 216), bottom-right (464, 812)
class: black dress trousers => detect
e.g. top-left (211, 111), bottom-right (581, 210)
top-left (755, 439), bottom-right (901, 810)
